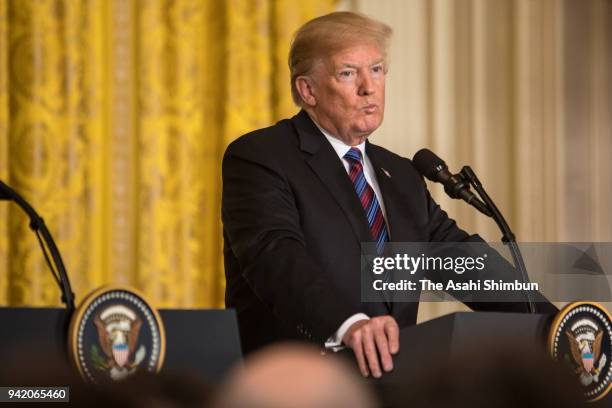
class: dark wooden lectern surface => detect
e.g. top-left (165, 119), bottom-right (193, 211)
top-left (0, 307), bottom-right (242, 382)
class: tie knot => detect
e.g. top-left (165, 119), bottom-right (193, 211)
top-left (344, 147), bottom-right (363, 164)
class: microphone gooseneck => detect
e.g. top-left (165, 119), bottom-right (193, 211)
top-left (0, 180), bottom-right (75, 313)
top-left (412, 149), bottom-right (536, 314)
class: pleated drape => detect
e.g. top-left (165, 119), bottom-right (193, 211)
top-left (349, 0), bottom-right (612, 321)
top-left (0, 0), bottom-right (335, 308)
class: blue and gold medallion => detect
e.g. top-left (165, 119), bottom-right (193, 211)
top-left (68, 286), bottom-right (166, 382)
top-left (549, 301), bottom-right (612, 402)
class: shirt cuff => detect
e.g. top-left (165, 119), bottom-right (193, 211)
top-left (324, 313), bottom-right (370, 352)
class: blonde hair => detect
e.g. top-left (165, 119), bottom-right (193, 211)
top-left (288, 12), bottom-right (393, 106)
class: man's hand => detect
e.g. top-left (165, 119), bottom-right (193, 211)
top-left (342, 315), bottom-right (399, 378)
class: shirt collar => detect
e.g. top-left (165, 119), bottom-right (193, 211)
top-left (311, 120), bottom-right (366, 161)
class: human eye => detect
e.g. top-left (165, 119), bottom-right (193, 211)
top-left (371, 64), bottom-right (385, 75)
top-left (337, 69), bottom-right (356, 81)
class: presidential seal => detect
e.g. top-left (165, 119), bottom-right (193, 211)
top-left (548, 301), bottom-right (612, 402)
top-left (68, 286), bottom-right (166, 383)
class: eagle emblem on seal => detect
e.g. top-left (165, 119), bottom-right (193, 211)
top-left (566, 318), bottom-right (607, 386)
top-left (92, 304), bottom-right (147, 380)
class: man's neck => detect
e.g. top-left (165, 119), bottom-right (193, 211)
top-left (304, 110), bottom-right (367, 147)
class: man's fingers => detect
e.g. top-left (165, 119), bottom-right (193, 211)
top-left (374, 330), bottom-right (393, 372)
top-left (384, 319), bottom-right (400, 354)
top-left (350, 332), bottom-right (369, 377)
top-left (362, 326), bottom-right (382, 378)
top-left (345, 316), bottom-right (399, 378)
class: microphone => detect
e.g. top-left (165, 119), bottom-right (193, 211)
top-left (412, 149), bottom-right (492, 217)
top-left (412, 150), bottom-right (536, 313)
top-left (0, 180), bottom-right (75, 312)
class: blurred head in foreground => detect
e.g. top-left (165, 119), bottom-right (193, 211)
top-left (213, 343), bottom-right (378, 408)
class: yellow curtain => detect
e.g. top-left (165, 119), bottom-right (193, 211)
top-left (0, 0), bottom-right (335, 308)
top-left (0, 0), bottom-right (8, 305)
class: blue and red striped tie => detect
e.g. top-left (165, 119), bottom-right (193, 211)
top-left (344, 147), bottom-right (388, 254)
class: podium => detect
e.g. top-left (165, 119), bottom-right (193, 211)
top-left (368, 311), bottom-right (553, 383)
top-left (337, 311), bottom-right (599, 406)
top-left (2, 308), bottom-right (608, 406)
top-left (0, 307), bottom-right (242, 382)
top-left (0, 308), bottom-right (559, 384)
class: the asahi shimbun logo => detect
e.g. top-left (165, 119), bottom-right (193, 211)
top-left (549, 302), bottom-right (612, 402)
top-left (69, 286), bottom-right (166, 382)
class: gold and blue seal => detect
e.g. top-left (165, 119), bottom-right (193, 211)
top-left (68, 286), bottom-right (166, 383)
top-left (548, 301), bottom-right (612, 402)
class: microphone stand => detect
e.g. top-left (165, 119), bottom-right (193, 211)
top-left (459, 167), bottom-right (536, 314)
top-left (0, 180), bottom-right (75, 314)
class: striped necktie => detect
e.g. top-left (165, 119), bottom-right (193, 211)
top-left (344, 147), bottom-right (388, 254)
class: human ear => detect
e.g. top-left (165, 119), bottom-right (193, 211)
top-left (295, 76), bottom-right (317, 107)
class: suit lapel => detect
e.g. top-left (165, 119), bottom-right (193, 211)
top-left (292, 111), bottom-right (372, 245)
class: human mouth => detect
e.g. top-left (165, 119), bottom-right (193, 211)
top-left (362, 104), bottom-right (378, 114)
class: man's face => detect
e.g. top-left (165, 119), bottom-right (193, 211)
top-left (306, 44), bottom-right (386, 146)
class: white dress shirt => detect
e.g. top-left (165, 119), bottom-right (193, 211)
top-left (312, 122), bottom-right (388, 350)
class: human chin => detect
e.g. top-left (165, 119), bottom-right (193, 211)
top-left (358, 112), bottom-right (382, 133)
top-left (352, 119), bottom-right (380, 138)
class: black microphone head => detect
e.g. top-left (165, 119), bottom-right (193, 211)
top-left (412, 149), bottom-right (448, 181)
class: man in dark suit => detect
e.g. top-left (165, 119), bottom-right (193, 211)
top-left (222, 11), bottom-right (551, 379)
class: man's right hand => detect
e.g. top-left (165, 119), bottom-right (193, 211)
top-left (342, 315), bottom-right (399, 378)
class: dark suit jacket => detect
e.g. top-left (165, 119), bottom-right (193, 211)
top-left (222, 110), bottom-right (550, 355)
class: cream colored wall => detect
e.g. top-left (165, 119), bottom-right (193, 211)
top-left (340, 0), bottom-right (612, 321)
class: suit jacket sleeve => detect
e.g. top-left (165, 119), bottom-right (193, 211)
top-left (222, 138), bottom-right (356, 343)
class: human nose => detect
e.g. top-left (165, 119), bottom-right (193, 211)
top-left (358, 71), bottom-right (375, 96)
